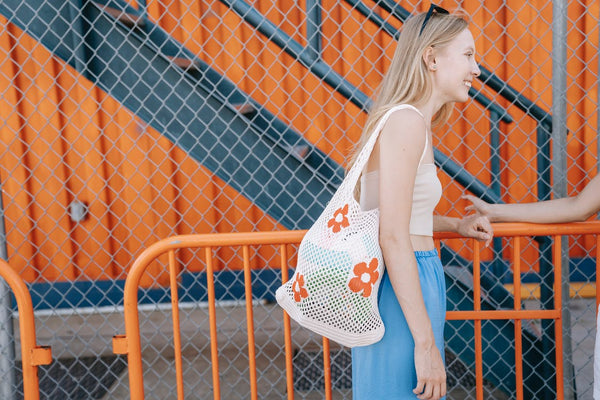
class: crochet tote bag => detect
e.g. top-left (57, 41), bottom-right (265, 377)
top-left (276, 104), bottom-right (418, 347)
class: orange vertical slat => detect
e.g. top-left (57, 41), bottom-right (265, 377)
top-left (553, 236), bottom-right (564, 400)
top-left (119, 261), bottom-right (144, 400)
top-left (205, 246), bottom-right (221, 400)
top-left (323, 337), bottom-right (332, 400)
top-left (242, 245), bottom-right (258, 400)
top-left (596, 236), bottom-right (600, 311)
top-left (280, 244), bottom-right (295, 400)
top-left (472, 240), bottom-right (483, 400)
top-left (169, 250), bottom-right (185, 400)
top-left (513, 237), bottom-right (523, 400)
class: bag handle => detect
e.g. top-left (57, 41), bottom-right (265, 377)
top-left (342, 104), bottom-right (424, 192)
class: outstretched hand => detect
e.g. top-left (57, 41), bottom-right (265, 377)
top-left (456, 213), bottom-right (493, 247)
top-left (462, 194), bottom-right (491, 218)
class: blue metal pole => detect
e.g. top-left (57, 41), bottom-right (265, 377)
top-left (488, 110), bottom-right (505, 278)
top-left (0, 183), bottom-right (15, 400)
top-left (306, 0), bottom-right (321, 59)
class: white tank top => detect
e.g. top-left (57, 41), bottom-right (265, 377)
top-left (359, 113), bottom-right (442, 236)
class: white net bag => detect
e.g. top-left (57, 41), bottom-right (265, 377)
top-left (276, 104), bottom-right (419, 347)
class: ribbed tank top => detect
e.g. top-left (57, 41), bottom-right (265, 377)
top-left (359, 111), bottom-right (442, 236)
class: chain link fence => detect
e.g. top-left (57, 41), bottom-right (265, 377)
top-left (0, 0), bottom-right (598, 398)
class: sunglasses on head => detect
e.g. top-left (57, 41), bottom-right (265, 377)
top-left (419, 3), bottom-right (450, 36)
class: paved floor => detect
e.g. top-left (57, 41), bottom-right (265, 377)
top-left (16, 298), bottom-right (598, 399)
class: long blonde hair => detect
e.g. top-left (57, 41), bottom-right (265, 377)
top-left (349, 9), bottom-right (469, 176)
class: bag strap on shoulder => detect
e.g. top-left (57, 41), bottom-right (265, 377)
top-left (343, 104), bottom-right (423, 191)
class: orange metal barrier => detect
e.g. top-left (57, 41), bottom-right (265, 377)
top-left (0, 260), bottom-right (52, 400)
top-left (113, 222), bottom-right (600, 400)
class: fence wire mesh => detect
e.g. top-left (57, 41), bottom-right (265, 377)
top-left (0, 0), bottom-right (598, 398)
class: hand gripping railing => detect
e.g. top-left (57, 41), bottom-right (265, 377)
top-left (111, 222), bottom-right (600, 400)
top-left (0, 260), bottom-right (52, 400)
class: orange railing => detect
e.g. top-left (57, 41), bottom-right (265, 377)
top-left (113, 222), bottom-right (600, 400)
top-left (0, 260), bottom-right (52, 400)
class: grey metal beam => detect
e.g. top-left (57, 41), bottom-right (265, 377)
top-left (0, 188), bottom-right (15, 400)
top-left (552, 1), bottom-right (575, 399)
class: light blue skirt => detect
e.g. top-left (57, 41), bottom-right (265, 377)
top-left (351, 249), bottom-right (446, 399)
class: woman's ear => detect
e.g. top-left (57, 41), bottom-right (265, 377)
top-left (423, 46), bottom-right (437, 71)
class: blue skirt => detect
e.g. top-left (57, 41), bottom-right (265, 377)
top-left (351, 249), bottom-right (446, 399)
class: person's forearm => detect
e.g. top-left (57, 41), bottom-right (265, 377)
top-left (389, 261), bottom-right (436, 346)
top-left (381, 236), bottom-right (436, 347)
top-left (433, 215), bottom-right (459, 232)
top-left (488, 198), bottom-right (589, 223)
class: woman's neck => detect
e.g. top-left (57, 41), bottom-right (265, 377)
top-left (412, 100), bottom-right (440, 129)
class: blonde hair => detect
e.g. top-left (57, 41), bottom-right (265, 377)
top-left (349, 9), bottom-right (469, 175)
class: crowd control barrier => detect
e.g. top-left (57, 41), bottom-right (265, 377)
top-left (112, 222), bottom-right (600, 399)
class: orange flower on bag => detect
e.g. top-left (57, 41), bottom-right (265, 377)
top-left (327, 204), bottom-right (350, 233)
top-left (292, 274), bottom-right (309, 302)
top-left (348, 258), bottom-right (379, 297)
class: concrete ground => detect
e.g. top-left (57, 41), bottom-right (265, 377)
top-left (16, 298), bottom-right (597, 399)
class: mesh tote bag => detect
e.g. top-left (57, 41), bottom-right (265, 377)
top-left (276, 104), bottom-right (419, 347)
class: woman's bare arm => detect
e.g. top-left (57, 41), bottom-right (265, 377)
top-left (378, 109), bottom-right (446, 398)
top-left (463, 174), bottom-right (600, 223)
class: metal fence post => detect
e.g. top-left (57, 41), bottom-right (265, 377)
top-left (0, 183), bottom-right (15, 400)
top-left (552, 1), bottom-right (575, 398)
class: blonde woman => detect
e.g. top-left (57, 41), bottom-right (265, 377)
top-left (351, 4), bottom-right (492, 400)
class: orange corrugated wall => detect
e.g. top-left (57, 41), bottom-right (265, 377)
top-left (0, 0), bottom-right (598, 282)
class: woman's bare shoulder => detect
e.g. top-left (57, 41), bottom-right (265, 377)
top-left (380, 107), bottom-right (427, 145)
